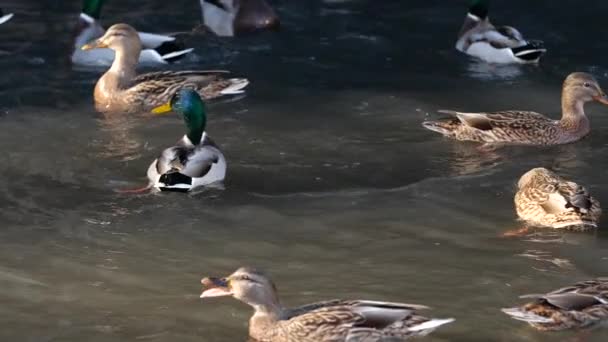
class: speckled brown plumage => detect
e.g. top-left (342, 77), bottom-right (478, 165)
top-left (503, 278), bottom-right (608, 331)
top-left (514, 167), bottom-right (601, 230)
top-left (422, 72), bottom-right (608, 146)
top-left (83, 23), bottom-right (248, 113)
top-left (200, 267), bottom-right (453, 341)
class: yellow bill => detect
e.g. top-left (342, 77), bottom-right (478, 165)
top-left (81, 40), bottom-right (106, 50)
top-left (151, 102), bottom-right (173, 114)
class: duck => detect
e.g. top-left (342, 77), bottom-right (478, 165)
top-left (72, 0), bottom-right (193, 66)
top-left (422, 72), bottom-right (608, 146)
top-left (147, 89), bottom-right (226, 192)
top-left (0, 8), bottom-right (13, 25)
top-left (456, 0), bottom-right (546, 64)
top-left (200, 267), bottom-right (454, 341)
top-left (200, 0), bottom-right (279, 37)
top-left (81, 23), bottom-right (248, 113)
top-left (502, 278), bottom-right (608, 331)
top-left (514, 168), bottom-right (601, 231)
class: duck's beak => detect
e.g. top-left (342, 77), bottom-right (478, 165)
top-left (593, 92), bottom-right (608, 105)
top-left (81, 39), bottom-right (107, 50)
top-left (151, 102), bottom-right (173, 115)
top-left (200, 277), bottom-right (232, 298)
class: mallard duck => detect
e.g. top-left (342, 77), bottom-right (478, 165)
top-left (200, 267), bottom-right (454, 341)
top-left (0, 8), bottom-right (14, 25)
top-left (147, 89), bottom-right (226, 192)
top-left (514, 168), bottom-right (601, 231)
top-left (81, 23), bottom-right (248, 113)
top-left (456, 0), bottom-right (546, 64)
top-left (72, 0), bottom-right (193, 66)
top-left (502, 279), bottom-right (608, 331)
top-left (422, 72), bottom-right (608, 146)
top-left (200, 0), bottom-right (279, 37)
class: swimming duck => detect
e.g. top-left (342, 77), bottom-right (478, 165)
top-left (502, 278), bottom-right (608, 331)
top-left (72, 0), bottom-right (193, 66)
top-left (147, 89), bottom-right (226, 192)
top-left (514, 168), bottom-right (601, 231)
top-left (200, 267), bottom-right (454, 341)
top-left (0, 8), bottom-right (13, 25)
top-left (200, 0), bottom-right (279, 37)
top-left (82, 23), bottom-right (248, 113)
top-left (456, 0), bottom-right (546, 64)
top-left (422, 72), bottom-right (608, 146)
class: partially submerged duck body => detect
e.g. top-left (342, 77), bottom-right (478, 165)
top-left (514, 168), bottom-right (601, 230)
top-left (72, 0), bottom-right (192, 66)
top-left (82, 23), bottom-right (248, 113)
top-left (200, 0), bottom-right (279, 37)
top-left (456, 0), bottom-right (545, 64)
top-left (422, 73), bottom-right (608, 146)
top-left (200, 267), bottom-right (453, 341)
top-left (503, 279), bottom-right (608, 331)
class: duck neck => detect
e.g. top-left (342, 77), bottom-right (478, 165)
top-left (98, 46), bottom-right (138, 95)
top-left (560, 91), bottom-right (589, 133)
top-left (249, 302), bottom-right (283, 340)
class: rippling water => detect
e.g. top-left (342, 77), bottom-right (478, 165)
top-left (1, 0), bottom-right (608, 341)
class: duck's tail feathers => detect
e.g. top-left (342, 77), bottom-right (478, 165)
top-left (220, 78), bottom-right (250, 95)
top-left (512, 40), bottom-right (546, 62)
top-left (408, 318), bottom-right (455, 332)
top-left (158, 172), bottom-right (192, 193)
top-left (0, 13), bottom-right (14, 25)
top-left (501, 307), bottom-right (553, 324)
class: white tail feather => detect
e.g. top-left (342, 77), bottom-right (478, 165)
top-left (501, 308), bottom-right (553, 323)
top-left (220, 78), bottom-right (250, 95)
top-left (408, 318), bottom-right (455, 332)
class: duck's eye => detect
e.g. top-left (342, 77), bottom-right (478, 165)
top-left (583, 82), bottom-right (591, 88)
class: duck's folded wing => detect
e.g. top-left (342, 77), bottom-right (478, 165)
top-left (557, 182), bottom-right (593, 214)
top-left (179, 147), bottom-right (220, 178)
top-left (132, 70), bottom-right (230, 85)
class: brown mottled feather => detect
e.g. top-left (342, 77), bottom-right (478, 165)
top-left (503, 279), bottom-right (608, 331)
top-left (514, 168), bottom-right (601, 230)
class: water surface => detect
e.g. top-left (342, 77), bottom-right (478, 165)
top-left (1, 0), bottom-right (608, 341)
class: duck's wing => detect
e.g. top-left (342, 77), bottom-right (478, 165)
top-left (288, 300), bottom-right (428, 326)
top-left (437, 110), bottom-right (551, 131)
top-left (556, 182), bottom-right (594, 214)
top-left (127, 70), bottom-right (231, 106)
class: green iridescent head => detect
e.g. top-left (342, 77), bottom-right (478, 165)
top-left (152, 89), bottom-right (207, 144)
top-left (469, 0), bottom-right (489, 19)
top-left (82, 0), bottom-right (106, 19)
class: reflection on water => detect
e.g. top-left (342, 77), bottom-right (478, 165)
top-left (1, 0), bottom-right (608, 341)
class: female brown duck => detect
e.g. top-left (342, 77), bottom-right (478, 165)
top-left (200, 267), bottom-right (453, 341)
top-left (423, 72), bottom-right (608, 146)
top-left (82, 23), bottom-right (248, 113)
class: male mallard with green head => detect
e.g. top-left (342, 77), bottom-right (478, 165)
top-left (200, 0), bottom-right (279, 37)
top-left (423, 72), bottom-right (608, 146)
top-left (503, 279), bottom-right (608, 331)
top-left (514, 168), bottom-right (601, 231)
top-left (82, 23), bottom-right (248, 113)
top-left (147, 89), bottom-right (226, 192)
top-left (73, 0), bottom-right (193, 66)
top-left (456, 0), bottom-right (545, 64)
top-left (200, 267), bottom-right (454, 341)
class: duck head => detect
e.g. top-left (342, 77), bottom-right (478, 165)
top-left (563, 72), bottom-right (608, 105)
top-left (81, 23), bottom-right (142, 54)
top-left (152, 89), bottom-right (207, 144)
top-left (200, 267), bottom-right (281, 310)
